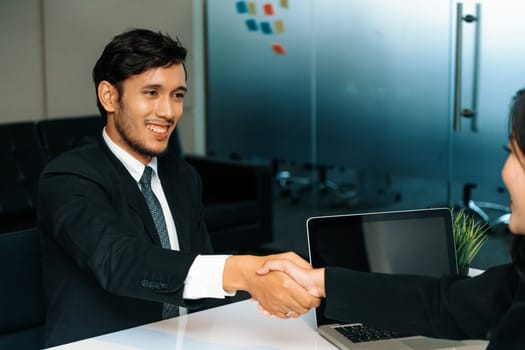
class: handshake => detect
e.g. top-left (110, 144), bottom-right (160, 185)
top-left (223, 252), bottom-right (326, 319)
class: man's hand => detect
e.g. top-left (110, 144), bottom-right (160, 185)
top-left (257, 259), bottom-right (326, 298)
top-left (223, 252), bottom-right (320, 318)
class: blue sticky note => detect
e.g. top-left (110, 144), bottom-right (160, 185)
top-left (260, 22), bottom-right (272, 34)
top-left (236, 1), bottom-right (248, 14)
top-left (245, 19), bottom-right (258, 31)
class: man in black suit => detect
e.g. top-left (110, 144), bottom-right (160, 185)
top-left (38, 28), bottom-right (319, 347)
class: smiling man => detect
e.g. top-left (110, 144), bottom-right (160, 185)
top-left (101, 64), bottom-right (187, 162)
top-left (37, 29), bottom-right (319, 347)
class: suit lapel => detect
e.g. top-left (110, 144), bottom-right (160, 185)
top-left (158, 157), bottom-right (189, 252)
top-left (126, 179), bottom-right (162, 246)
top-left (99, 138), bottom-right (162, 246)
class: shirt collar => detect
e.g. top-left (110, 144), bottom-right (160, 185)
top-left (102, 128), bottom-right (159, 183)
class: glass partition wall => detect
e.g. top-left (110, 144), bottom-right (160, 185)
top-left (206, 0), bottom-right (512, 254)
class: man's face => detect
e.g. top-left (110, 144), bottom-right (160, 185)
top-left (105, 64), bottom-right (187, 164)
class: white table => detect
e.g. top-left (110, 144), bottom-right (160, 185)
top-left (46, 299), bottom-right (489, 350)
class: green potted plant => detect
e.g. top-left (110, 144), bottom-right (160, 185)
top-left (452, 208), bottom-right (489, 275)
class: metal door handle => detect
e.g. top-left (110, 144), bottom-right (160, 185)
top-left (453, 3), bottom-right (481, 132)
top-left (470, 3), bottom-right (481, 131)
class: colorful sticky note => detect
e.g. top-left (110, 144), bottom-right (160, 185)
top-left (263, 3), bottom-right (274, 15)
top-left (245, 19), bottom-right (258, 31)
top-left (236, 1), bottom-right (248, 14)
top-left (280, 0), bottom-right (289, 9)
top-left (248, 2), bottom-right (257, 15)
top-left (271, 43), bottom-right (286, 55)
top-left (274, 20), bottom-right (284, 34)
top-left (260, 22), bottom-right (272, 34)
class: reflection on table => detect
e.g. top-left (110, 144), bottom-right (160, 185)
top-left (46, 299), bottom-right (488, 350)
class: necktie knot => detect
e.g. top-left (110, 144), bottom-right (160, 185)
top-left (140, 166), bottom-right (153, 188)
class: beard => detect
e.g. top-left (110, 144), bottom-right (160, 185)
top-left (115, 110), bottom-right (169, 158)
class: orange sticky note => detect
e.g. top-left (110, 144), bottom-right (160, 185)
top-left (264, 3), bottom-right (274, 15)
top-left (271, 43), bottom-right (286, 55)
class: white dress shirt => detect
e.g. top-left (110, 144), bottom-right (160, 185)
top-left (102, 129), bottom-right (234, 302)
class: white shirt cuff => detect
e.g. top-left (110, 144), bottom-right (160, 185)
top-left (183, 255), bottom-right (237, 299)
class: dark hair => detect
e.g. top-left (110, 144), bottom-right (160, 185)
top-left (92, 28), bottom-right (187, 120)
top-left (509, 90), bottom-right (525, 274)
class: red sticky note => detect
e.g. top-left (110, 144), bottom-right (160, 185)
top-left (271, 43), bottom-right (286, 55)
top-left (264, 3), bottom-right (274, 15)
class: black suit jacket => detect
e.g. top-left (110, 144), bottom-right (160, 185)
top-left (324, 264), bottom-right (525, 348)
top-left (38, 136), bottom-right (215, 347)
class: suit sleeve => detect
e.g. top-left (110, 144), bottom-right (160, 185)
top-left (324, 264), bottom-right (520, 340)
top-left (38, 152), bottom-right (201, 307)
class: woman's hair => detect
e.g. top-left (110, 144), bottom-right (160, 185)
top-left (509, 90), bottom-right (525, 274)
top-left (92, 28), bottom-right (187, 120)
top-left (512, 236), bottom-right (525, 276)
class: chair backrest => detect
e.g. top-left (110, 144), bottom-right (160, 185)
top-left (0, 228), bottom-right (45, 350)
top-left (0, 122), bottom-right (45, 233)
top-left (37, 115), bottom-right (104, 162)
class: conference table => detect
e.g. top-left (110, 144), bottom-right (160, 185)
top-left (46, 298), bottom-right (489, 350)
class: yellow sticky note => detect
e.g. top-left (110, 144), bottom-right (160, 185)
top-left (280, 0), bottom-right (289, 9)
top-left (248, 2), bottom-right (257, 15)
top-left (274, 20), bottom-right (285, 34)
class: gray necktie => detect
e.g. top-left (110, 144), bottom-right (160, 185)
top-left (139, 166), bottom-right (178, 319)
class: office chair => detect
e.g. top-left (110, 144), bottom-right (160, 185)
top-left (274, 159), bottom-right (400, 208)
top-left (0, 228), bottom-right (46, 350)
top-left (37, 115), bottom-right (104, 161)
top-left (0, 122), bottom-right (45, 233)
top-left (462, 183), bottom-right (510, 228)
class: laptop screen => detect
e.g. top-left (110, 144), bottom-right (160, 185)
top-left (307, 208), bottom-right (457, 326)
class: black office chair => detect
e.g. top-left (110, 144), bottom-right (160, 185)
top-left (37, 115), bottom-right (104, 162)
top-left (0, 228), bottom-right (46, 350)
top-left (172, 133), bottom-right (273, 252)
top-left (0, 122), bottom-right (45, 233)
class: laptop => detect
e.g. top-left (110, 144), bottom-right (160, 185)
top-left (307, 208), bottom-right (485, 350)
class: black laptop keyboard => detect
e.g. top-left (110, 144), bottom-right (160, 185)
top-left (334, 324), bottom-right (408, 343)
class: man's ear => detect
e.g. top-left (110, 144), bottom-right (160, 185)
top-left (98, 81), bottom-right (118, 113)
